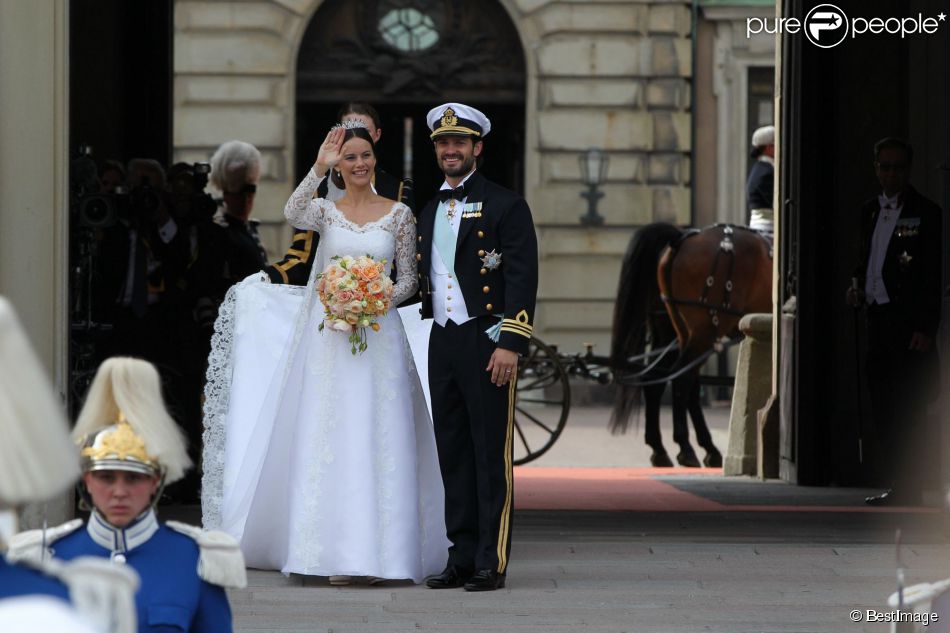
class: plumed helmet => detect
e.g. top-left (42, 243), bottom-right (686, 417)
top-left (73, 358), bottom-right (191, 484)
top-left (0, 296), bottom-right (79, 505)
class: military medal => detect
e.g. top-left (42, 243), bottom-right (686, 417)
top-left (480, 249), bottom-right (502, 270)
top-left (446, 199), bottom-right (457, 221)
top-left (899, 250), bottom-right (913, 266)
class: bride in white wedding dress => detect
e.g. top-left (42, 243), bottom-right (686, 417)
top-left (201, 123), bottom-right (448, 583)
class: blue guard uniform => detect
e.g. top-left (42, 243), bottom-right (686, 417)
top-left (12, 510), bottom-right (241, 633)
top-left (0, 556), bottom-right (70, 602)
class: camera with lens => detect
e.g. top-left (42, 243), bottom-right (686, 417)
top-left (168, 161), bottom-right (218, 224)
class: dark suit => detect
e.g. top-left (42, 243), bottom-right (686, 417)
top-left (416, 170), bottom-right (538, 575)
top-left (745, 158), bottom-right (774, 218)
top-left (855, 185), bottom-right (942, 487)
top-left (264, 167), bottom-right (413, 285)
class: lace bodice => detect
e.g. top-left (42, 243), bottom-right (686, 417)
top-left (284, 170), bottom-right (418, 305)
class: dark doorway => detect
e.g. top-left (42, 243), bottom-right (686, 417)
top-left (295, 0), bottom-right (526, 201)
top-left (779, 0), bottom-right (950, 487)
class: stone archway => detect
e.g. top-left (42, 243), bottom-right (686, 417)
top-left (293, 0), bottom-right (527, 201)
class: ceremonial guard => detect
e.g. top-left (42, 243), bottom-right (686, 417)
top-left (8, 357), bottom-right (246, 632)
top-left (0, 297), bottom-right (138, 633)
top-left (417, 103), bottom-right (538, 591)
top-left (265, 102), bottom-right (413, 285)
top-left (745, 125), bottom-right (775, 239)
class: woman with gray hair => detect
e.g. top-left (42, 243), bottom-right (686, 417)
top-left (203, 140), bottom-right (268, 296)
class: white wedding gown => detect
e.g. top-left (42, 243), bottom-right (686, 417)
top-left (201, 170), bottom-right (448, 581)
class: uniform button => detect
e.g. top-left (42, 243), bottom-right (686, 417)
top-left (477, 230), bottom-right (485, 238)
top-left (447, 307), bottom-right (452, 312)
top-left (416, 254), bottom-right (422, 261)
top-left (480, 268), bottom-right (487, 275)
top-left (448, 274), bottom-right (453, 279)
top-left (486, 303), bottom-right (493, 311)
top-left (448, 283), bottom-right (453, 289)
top-left (478, 250), bottom-right (486, 256)
top-left (447, 296), bottom-right (452, 301)
top-left (418, 235), bottom-right (422, 242)
top-left (418, 291), bottom-right (423, 297)
top-left (483, 286), bottom-right (490, 294)
top-left (418, 308), bottom-right (423, 314)
top-left (113, 554), bottom-right (126, 564)
top-left (418, 273), bottom-right (422, 279)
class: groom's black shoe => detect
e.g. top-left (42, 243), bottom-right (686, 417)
top-left (463, 569), bottom-right (505, 592)
top-left (425, 565), bottom-right (473, 589)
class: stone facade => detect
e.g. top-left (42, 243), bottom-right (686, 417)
top-left (171, 0), bottom-right (728, 352)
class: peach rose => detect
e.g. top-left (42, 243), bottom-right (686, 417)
top-left (330, 319), bottom-right (352, 332)
top-left (336, 289), bottom-right (354, 304)
top-left (366, 279), bottom-right (384, 295)
top-left (344, 312), bottom-right (359, 325)
top-left (345, 300), bottom-right (363, 315)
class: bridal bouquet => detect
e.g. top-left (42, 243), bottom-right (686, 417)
top-left (317, 254), bottom-right (393, 354)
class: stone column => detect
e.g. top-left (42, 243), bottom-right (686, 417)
top-left (724, 313), bottom-right (773, 476)
top-left (0, 0), bottom-right (72, 527)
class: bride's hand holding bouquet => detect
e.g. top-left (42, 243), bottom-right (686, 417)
top-left (317, 255), bottom-right (393, 354)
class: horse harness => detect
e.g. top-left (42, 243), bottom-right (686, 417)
top-left (660, 224), bottom-right (771, 328)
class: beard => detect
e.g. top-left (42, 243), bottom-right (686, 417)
top-left (440, 153), bottom-right (476, 178)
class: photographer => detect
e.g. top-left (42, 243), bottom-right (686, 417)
top-left (96, 158), bottom-right (190, 362)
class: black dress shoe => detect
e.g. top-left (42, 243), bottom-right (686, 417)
top-left (865, 488), bottom-right (919, 506)
top-left (463, 569), bottom-right (505, 592)
top-left (425, 565), bottom-right (473, 589)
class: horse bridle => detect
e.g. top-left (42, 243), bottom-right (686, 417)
top-left (660, 224), bottom-right (770, 328)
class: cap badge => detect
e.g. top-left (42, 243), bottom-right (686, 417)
top-left (480, 249), bottom-right (502, 270)
top-left (441, 108), bottom-right (459, 128)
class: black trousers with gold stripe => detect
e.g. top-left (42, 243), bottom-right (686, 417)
top-left (428, 316), bottom-right (515, 574)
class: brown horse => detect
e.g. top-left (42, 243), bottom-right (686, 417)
top-left (658, 224), bottom-right (773, 372)
top-left (610, 223), bottom-right (772, 467)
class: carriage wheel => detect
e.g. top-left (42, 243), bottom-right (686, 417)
top-left (512, 337), bottom-right (571, 465)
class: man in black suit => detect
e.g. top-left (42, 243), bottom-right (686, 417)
top-left (264, 102), bottom-right (413, 285)
top-left (847, 137), bottom-right (942, 506)
top-left (417, 103), bottom-right (538, 592)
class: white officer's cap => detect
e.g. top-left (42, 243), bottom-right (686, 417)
top-left (427, 103), bottom-right (491, 140)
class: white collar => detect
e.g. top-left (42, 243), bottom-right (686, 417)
top-left (878, 192), bottom-right (903, 210)
top-left (440, 169), bottom-right (476, 191)
top-left (87, 509), bottom-right (159, 554)
top-left (758, 155), bottom-right (774, 166)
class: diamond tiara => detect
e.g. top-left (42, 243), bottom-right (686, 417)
top-left (331, 119), bottom-right (369, 132)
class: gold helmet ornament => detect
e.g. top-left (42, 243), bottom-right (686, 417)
top-left (73, 358), bottom-right (191, 485)
top-left (79, 414), bottom-right (163, 478)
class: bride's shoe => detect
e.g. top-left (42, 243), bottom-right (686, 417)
top-left (329, 575), bottom-right (352, 586)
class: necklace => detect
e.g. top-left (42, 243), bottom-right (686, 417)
top-left (446, 199), bottom-right (458, 221)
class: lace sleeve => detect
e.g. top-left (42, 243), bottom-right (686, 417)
top-left (284, 169), bottom-right (332, 230)
top-left (391, 203), bottom-right (418, 305)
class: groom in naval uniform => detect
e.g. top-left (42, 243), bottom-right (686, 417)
top-left (417, 103), bottom-right (538, 591)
